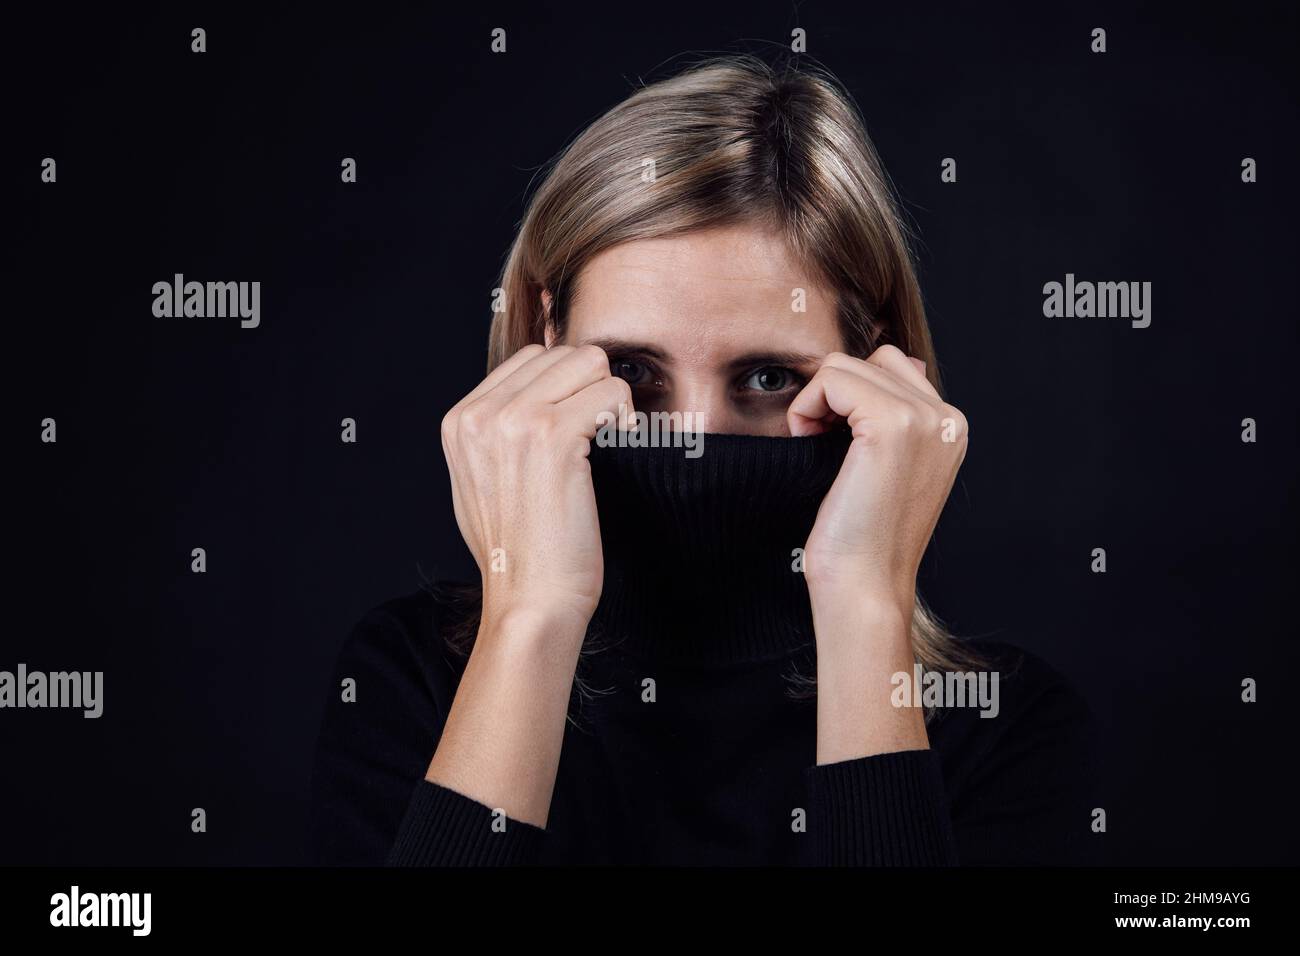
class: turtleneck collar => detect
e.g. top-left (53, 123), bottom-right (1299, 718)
top-left (586, 429), bottom-right (853, 668)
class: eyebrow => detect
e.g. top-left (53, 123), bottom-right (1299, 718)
top-left (724, 350), bottom-right (823, 371)
top-left (576, 337), bottom-right (670, 362)
top-left (576, 336), bottom-right (822, 370)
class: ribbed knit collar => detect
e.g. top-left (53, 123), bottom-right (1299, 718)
top-left (586, 429), bottom-right (853, 667)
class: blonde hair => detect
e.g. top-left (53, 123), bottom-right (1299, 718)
top-left (469, 53), bottom-right (984, 704)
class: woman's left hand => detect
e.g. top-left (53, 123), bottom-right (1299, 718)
top-left (788, 345), bottom-right (969, 619)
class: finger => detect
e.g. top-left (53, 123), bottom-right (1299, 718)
top-left (819, 351), bottom-right (937, 407)
top-left (517, 344), bottom-right (615, 405)
top-left (558, 375), bottom-right (637, 439)
top-left (787, 366), bottom-right (908, 437)
top-left (458, 343), bottom-right (547, 406)
top-left (475, 343), bottom-right (592, 406)
top-left (865, 344), bottom-right (941, 400)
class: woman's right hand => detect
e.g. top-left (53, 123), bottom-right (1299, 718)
top-left (440, 343), bottom-right (634, 633)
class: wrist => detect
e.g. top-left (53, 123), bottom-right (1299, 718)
top-left (807, 576), bottom-right (914, 625)
top-left (803, 549), bottom-right (917, 609)
top-left (479, 593), bottom-right (594, 652)
top-left (810, 593), bottom-right (927, 763)
top-left (808, 584), bottom-right (914, 661)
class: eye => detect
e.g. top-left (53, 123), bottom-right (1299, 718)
top-left (741, 366), bottom-right (800, 393)
top-left (610, 357), bottom-right (657, 387)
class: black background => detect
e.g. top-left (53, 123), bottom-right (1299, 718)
top-left (8, 2), bottom-right (1297, 865)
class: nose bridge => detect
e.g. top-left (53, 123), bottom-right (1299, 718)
top-left (670, 368), bottom-right (731, 433)
top-left (673, 373), bottom-right (712, 419)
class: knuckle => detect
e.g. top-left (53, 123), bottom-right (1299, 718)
top-left (497, 402), bottom-right (532, 438)
top-left (579, 343), bottom-right (609, 369)
top-left (812, 363), bottom-right (840, 382)
top-left (459, 403), bottom-right (490, 438)
top-left (533, 409), bottom-right (561, 439)
top-left (895, 409), bottom-right (920, 431)
top-left (611, 377), bottom-right (634, 408)
top-left (943, 404), bottom-right (969, 432)
top-left (937, 405), bottom-right (969, 445)
top-left (439, 408), bottom-right (460, 441)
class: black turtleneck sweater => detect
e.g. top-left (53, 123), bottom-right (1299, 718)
top-left (310, 432), bottom-right (1100, 866)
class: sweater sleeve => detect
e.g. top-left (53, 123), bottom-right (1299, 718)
top-left (805, 749), bottom-right (959, 865)
top-left (309, 599), bottom-right (547, 866)
top-left (386, 779), bottom-right (545, 866)
top-left (804, 648), bottom-right (1099, 867)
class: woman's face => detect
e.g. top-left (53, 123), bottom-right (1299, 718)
top-left (552, 223), bottom-right (845, 436)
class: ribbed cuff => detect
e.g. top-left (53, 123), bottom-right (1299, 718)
top-left (806, 749), bottom-right (959, 866)
top-left (385, 779), bottom-right (546, 866)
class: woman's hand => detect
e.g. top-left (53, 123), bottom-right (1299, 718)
top-left (440, 342), bottom-right (634, 635)
top-left (789, 345), bottom-right (967, 763)
top-left (429, 343), bottom-right (633, 827)
top-left (788, 345), bottom-right (969, 621)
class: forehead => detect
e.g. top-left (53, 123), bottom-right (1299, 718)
top-left (563, 224), bottom-right (843, 358)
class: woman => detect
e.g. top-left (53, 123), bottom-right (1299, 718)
top-left (310, 54), bottom-right (1097, 866)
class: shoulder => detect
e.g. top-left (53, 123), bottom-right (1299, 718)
top-left (335, 583), bottom-right (474, 676)
top-left (320, 582), bottom-right (481, 726)
top-left (973, 639), bottom-right (1092, 726)
top-left (928, 639), bottom-right (1102, 863)
top-left (309, 583), bottom-right (479, 864)
top-left (348, 588), bottom-right (440, 646)
top-left (930, 639), bottom-right (1096, 755)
